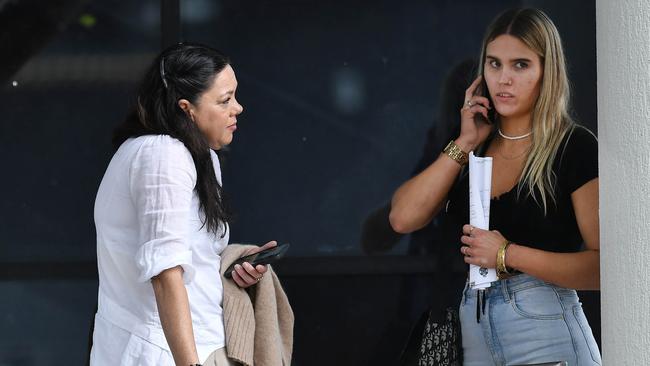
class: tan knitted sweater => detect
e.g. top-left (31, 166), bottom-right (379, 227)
top-left (220, 244), bottom-right (294, 366)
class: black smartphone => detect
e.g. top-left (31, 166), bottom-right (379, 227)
top-left (473, 77), bottom-right (495, 124)
top-left (223, 243), bottom-right (290, 279)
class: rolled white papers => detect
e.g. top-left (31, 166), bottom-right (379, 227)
top-left (468, 152), bottom-right (497, 289)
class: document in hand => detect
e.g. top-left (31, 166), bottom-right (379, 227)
top-left (469, 152), bottom-right (497, 289)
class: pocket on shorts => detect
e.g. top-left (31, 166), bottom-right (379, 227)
top-left (572, 305), bottom-right (602, 365)
top-left (511, 284), bottom-right (564, 320)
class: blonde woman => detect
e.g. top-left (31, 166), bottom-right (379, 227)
top-left (389, 8), bottom-right (601, 365)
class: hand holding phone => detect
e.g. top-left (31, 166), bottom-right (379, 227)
top-left (224, 243), bottom-right (290, 279)
top-left (472, 77), bottom-right (496, 124)
top-left (458, 75), bottom-right (495, 151)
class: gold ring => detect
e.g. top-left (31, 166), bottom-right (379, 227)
top-left (469, 225), bottom-right (474, 236)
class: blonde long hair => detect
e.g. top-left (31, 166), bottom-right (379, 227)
top-left (477, 8), bottom-right (576, 213)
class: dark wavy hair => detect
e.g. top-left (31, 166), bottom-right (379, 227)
top-left (113, 42), bottom-right (231, 236)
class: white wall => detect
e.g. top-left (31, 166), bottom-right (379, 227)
top-left (597, 0), bottom-right (650, 364)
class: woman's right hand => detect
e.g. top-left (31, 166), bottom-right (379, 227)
top-left (457, 75), bottom-right (494, 152)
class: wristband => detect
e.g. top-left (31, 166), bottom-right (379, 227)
top-left (443, 140), bottom-right (469, 166)
top-left (496, 240), bottom-right (512, 280)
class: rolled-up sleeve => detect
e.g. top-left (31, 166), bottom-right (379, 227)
top-left (129, 137), bottom-right (197, 284)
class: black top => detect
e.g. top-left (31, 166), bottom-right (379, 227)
top-left (442, 126), bottom-right (598, 254)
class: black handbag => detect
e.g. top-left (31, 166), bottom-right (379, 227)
top-left (400, 306), bottom-right (462, 366)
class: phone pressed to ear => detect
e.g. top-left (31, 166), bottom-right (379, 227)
top-left (473, 77), bottom-right (496, 124)
top-left (223, 243), bottom-right (290, 279)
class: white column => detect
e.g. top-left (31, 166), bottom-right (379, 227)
top-left (597, 0), bottom-right (650, 363)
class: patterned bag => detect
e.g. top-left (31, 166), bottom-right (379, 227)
top-left (400, 307), bottom-right (462, 366)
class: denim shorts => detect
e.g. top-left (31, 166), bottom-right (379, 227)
top-left (459, 274), bottom-right (601, 366)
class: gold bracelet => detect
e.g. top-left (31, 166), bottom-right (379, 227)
top-left (496, 240), bottom-right (512, 280)
top-left (443, 140), bottom-right (469, 166)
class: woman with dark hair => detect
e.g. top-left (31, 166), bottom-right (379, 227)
top-left (90, 43), bottom-right (275, 366)
top-left (390, 8), bottom-right (601, 365)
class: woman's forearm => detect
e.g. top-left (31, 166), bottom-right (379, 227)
top-left (507, 244), bottom-right (600, 290)
top-left (152, 266), bottom-right (199, 366)
top-left (390, 151), bottom-right (463, 233)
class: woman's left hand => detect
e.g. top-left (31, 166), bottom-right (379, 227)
top-left (460, 224), bottom-right (506, 268)
top-left (231, 241), bottom-right (277, 288)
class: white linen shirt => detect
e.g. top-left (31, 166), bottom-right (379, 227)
top-left (90, 135), bottom-right (228, 365)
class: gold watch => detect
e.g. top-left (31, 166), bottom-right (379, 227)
top-left (443, 140), bottom-right (469, 166)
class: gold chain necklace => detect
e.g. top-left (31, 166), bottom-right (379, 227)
top-left (497, 140), bottom-right (531, 161)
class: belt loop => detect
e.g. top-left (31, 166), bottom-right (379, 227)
top-left (461, 279), bottom-right (468, 305)
top-left (462, 277), bottom-right (472, 305)
top-left (501, 278), bottom-right (511, 302)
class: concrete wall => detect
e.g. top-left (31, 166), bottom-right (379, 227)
top-left (597, 0), bottom-right (650, 363)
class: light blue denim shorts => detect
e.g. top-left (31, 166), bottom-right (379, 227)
top-left (459, 274), bottom-right (601, 366)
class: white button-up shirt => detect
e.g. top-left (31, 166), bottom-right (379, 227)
top-left (90, 135), bottom-right (228, 365)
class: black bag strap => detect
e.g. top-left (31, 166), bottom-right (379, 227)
top-left (398, 309), bottom-right (430, 366)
